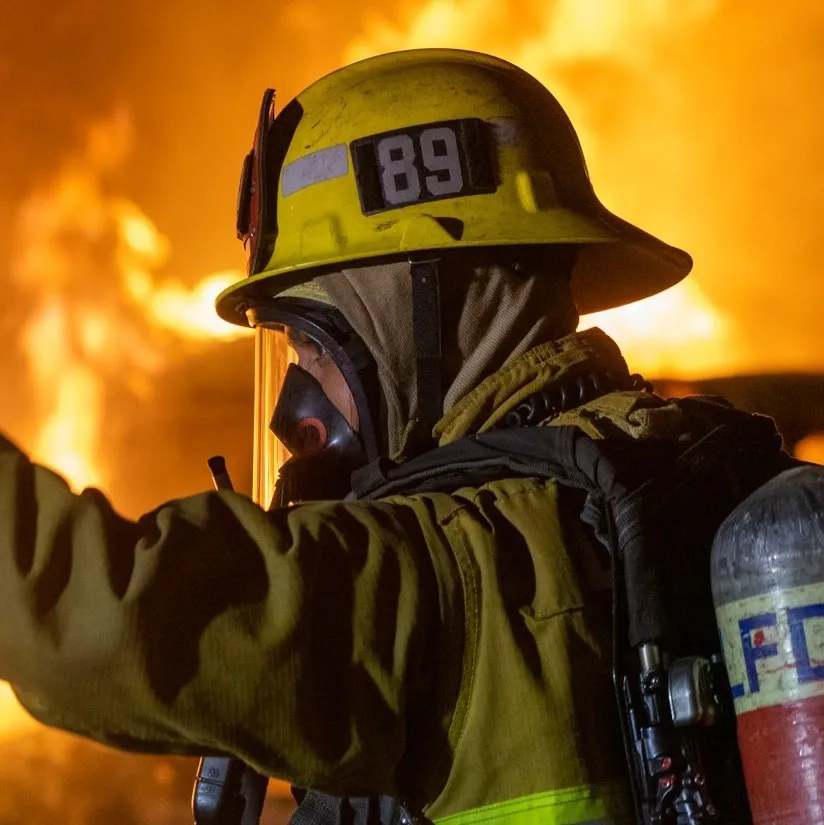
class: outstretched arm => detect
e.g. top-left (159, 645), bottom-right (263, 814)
top-left (0, 434), bottom-right (463, 800)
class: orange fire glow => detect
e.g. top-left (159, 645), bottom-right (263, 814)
top-left (118, 206), bottom-right (248, 342)
top-left (580, 280), bottom-right (742, 379)
top-left (795, 434), bottom-right (824, 466)
top-left (11, 111), bottom-right (249, 494)
top-left (0, 684), bottom-right (37, 737)
top-left (344, 0), bottom-right (752, 380)
top-left (13, 0), bottom-right (819, 501)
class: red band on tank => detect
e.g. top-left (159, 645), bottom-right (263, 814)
top-left (737, 694), bottom-right (824, 824)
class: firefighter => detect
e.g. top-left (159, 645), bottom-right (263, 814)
top-left (0, 50), bottom-right (787, 825)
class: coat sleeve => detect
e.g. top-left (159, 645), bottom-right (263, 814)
top-left (0, 435), bottom-right (464, 799)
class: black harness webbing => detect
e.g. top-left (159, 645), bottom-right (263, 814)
top-left (290, 790), bottom-right (415, 825)
top-left (410, 261), bottom-right (443, 436)
top-left (352, 400), bottom-right (788, 646)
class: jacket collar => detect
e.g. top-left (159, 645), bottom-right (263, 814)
top-left (432, 327), bottom-right (630, 445)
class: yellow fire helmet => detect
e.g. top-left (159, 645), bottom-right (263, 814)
top-left (217, 48), bottom-right (691, 326)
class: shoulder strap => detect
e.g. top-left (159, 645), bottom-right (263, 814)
top-left (350, 397), bottom-right (791, 825)
top-left (351, 425), bottom-right (661, 501)
top-left (352, 396), bottom-right (791, 647)
top-left (614, 415), bottom-right (791, 647)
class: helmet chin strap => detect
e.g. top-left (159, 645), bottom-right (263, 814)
top-left (410, 259), bottom-right (443, 437)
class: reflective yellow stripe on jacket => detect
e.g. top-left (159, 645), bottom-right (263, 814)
top-left (434, 783), bottom-right (632, 825)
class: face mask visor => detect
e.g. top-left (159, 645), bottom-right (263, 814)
top-left (253, 321), bottom-right (367, 509)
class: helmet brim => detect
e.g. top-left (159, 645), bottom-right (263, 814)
top-left (216, 204), bottom-right (691, 325)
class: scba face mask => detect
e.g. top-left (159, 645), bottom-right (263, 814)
top-left (249, 301), bottom-right (380, 508)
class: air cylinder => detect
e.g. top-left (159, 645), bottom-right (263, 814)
top-left (712, 465), bottom-right (824, 824)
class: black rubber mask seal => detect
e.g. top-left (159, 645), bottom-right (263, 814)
top-left (247, 300), bottom-right (381, 462)
top-left (272, 363), bottom-right (366, 466)
top-left (270, 364), bottom-right (368, 504)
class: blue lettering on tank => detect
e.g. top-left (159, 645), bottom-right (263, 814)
top-left (739, 612), bottom-right (779, 694)
top-left (787, 603), bottom-right (824, 684)
top-left (722, 597), bottom-right (824, 704)
top-left (719, 625), bottom-right (747, 698)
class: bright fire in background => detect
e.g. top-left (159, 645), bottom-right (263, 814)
top-left (346, 0), bottom-right (745, 376)
top-left (17, 0), bottom-right (824, 499)
top-left (11, 109), bottom-right (250, 493)
top-left (2, 0), bottom-right (824, 735)
top-left (8, 0), bottom-right (745, 502)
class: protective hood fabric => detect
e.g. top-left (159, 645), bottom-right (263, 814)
top-left (316, 260), bottom-right (580, 458)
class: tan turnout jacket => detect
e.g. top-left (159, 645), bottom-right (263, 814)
top-left (0, 327), bottom-right (739, 825)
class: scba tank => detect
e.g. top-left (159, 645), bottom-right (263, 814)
top-left (712, 464), bottom-right (824, 824)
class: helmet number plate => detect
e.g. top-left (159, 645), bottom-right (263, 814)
top-left (351, 118), bottom-right (496, 215)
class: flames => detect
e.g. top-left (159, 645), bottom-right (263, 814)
top-left (10, 0), bottom-right (815, 503)
top-left (580, 279), bottom-right (741, 379)
top-left (345, 0), bottom-right (738, 378)
top-left (10, 110), bottom-right (249, 493)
